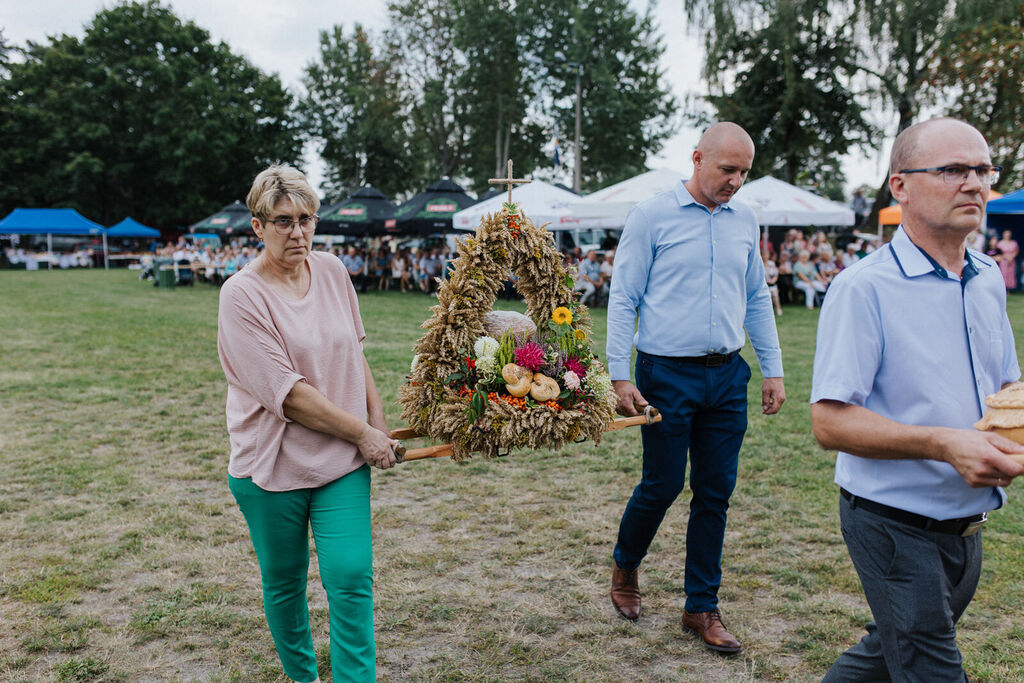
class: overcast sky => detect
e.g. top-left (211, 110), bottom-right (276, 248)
top-left (1, 0), bottom-right (889, 197)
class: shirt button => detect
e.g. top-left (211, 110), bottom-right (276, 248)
top-left (713, 295), bottom-right (718, 300)
top-left (712, 322), bottom-right (718, 327)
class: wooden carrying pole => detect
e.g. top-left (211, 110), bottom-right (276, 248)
top-left (390, 406), bottom-right (662, 463)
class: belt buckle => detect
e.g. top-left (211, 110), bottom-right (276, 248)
top-left (706, 354), bottom-right (726, 368)
top-left (961, 512), bottom-right (987, 537)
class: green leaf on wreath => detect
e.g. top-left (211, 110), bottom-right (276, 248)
top-left (502, 202), bottom-right (518, 214)
top-left (445, 372), bottom-right (465, 384)
top-left (564, 273), bottom-right (574, 288)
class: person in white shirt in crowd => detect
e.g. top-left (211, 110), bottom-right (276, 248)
top-left (575, 250), bottom-right (603, 306)
top-left (792, 249), bottom-right (827, 309)
top-left (599, 251), bottom-right (615, 294)
top-left (840, 242), bottom-right (860, 270)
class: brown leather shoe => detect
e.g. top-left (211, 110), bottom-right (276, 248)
top-left (610, 563), bottom-right (641, 621)
top-left (682, 609), bottom-right (741, 654)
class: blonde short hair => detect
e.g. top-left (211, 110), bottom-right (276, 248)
top-left (246, 165), bottom-right (320, 220)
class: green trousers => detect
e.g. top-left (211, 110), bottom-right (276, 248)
top-left (229, 466), bottom-right (374, 683)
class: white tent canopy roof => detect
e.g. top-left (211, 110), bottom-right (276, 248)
top-left (570, 168), bottom-right (686, 227)
top-left (452, 180), bottom-right (582, 231)
top-left (733, 176), bottom-right (855, 226)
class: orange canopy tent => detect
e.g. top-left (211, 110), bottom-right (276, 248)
top-left (879, 190), bottom-right (1004, 226)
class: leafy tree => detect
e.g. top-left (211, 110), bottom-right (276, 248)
top-left (0, 1), bottom-right (302, 228)
top-left (301, 24), bottom-right (415, 201)
top-left (385, 0), bottom-right (470, 183)
top-left (452, 0), bottom-right (547, 194)
top-left (531, 0), bottom-right (678, 190)
top-left (684, 0), bottom-right (870, 195)
top-left (927, 7), bottom-right (1024, 190)
top-left (385, 0), bottom-right (676, 193)
top-left (685, 0), bottom-right (1020, 221)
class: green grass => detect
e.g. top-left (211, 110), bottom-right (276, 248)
top-left (1, 268), bottom-right (1023, 681)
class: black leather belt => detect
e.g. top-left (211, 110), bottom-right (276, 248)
top-left (841, 488), bottom-right (986, 537)
top-left (646, 350), bottom-right (738, 367)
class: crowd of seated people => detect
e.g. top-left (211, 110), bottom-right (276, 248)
top-left (761, 229), bottom-right (877, 310)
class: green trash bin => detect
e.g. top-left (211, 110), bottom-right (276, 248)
top-left (154, 257), bottom-right (175, 288)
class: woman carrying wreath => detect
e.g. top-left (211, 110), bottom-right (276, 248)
top-left (217, 165), bottom-right (399, 683)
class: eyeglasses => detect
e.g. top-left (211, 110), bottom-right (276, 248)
top-left (263, 215), bottom-right (319, 234)
top-left (898, 165), bottom-right (1002, 186)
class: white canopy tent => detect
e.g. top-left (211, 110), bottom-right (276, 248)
top-left (733, 176), bottom-right (855, 227)
top-left (569, 168), bottom-right (686, 228)
top-left (452, 180), bottom-right (582, 231)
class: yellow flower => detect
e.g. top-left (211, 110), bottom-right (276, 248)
top-left (552, 307), bottom-right (573, 325)
top-left (574, 329), bottom-right (587, 342)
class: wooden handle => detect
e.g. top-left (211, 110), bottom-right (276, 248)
top-left (390, 406), bottom-right (661, 463)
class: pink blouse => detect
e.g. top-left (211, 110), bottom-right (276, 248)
top-left (217, 251), bottom-right (367, 491)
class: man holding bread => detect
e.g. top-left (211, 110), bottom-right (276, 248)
top-left (811, 118), bottom-right (1024, 681)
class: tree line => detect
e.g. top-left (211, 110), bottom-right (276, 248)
top-left (1, 0), bottom-right (1020, 231)
top-left (0, 0), bottom-right (676, 230)
top-left (685, 0), bottom-right (1023, 217)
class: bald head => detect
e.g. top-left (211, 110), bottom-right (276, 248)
top-left (687, 122), bottom-right (755, 208)
top-left (698, 122), bottom-right (755, 158)
top-left (889, 118), bottom-right (987, 176)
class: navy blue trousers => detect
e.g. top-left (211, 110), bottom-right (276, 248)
top-left (613, 350), bottom-right (750, 613)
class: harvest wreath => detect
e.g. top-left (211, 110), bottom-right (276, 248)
top-left (399, 174), bottom-right (617, 461)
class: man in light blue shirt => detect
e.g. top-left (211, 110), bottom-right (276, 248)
top-left (811, 118), bottom-right (1024, 681)
top-left (341, 246), bottom-right (366, 293)
top-left (607, 122), bottom-right (786, 654)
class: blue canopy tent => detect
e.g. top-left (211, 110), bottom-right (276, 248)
top-left (107, 217), bottom-right (161, 239)
top-left (987, 188), bottom-right (1024, 226)
top-left (0, 208), bottom-right (109, 269)
top-left (987, 189), bottom-right (1024, 281)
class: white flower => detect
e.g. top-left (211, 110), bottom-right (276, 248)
top-left (563, 370), bottom-right (580, 390)
top-left (475, 354), bottom-right (496, 375)
top-left (586, 370), bottom-right (613, 398)
top-left (410, 354), bottom-right (420, 373)
top-left (474, 335), bottom-right (499, 359)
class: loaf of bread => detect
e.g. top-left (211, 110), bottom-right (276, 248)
top-left (975, 383), bottom-right (1024, 450)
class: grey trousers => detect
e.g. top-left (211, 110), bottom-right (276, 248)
top-left (823, 494), bottom-right (982, 683)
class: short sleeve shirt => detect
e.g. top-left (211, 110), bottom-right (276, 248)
top-left (811, 227), bottom-right (1019, 518)
top-left (217, 251), bottom-right (368, 491)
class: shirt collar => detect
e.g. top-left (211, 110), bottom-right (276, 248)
top-left (890, 225), bottom-right (979, 285)
top-left (674, 181), bottom-right (736, 213)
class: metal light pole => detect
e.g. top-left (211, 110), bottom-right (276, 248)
top-left (572, 62), bottom-right (582, 194)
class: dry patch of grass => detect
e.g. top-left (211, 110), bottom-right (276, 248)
top-left (1, 269), bottom-right (1022, 681)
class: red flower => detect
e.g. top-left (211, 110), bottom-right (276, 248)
top-left (466, 358), bottom-right (476, 369)
top-left (565, 356), bottom-right (587, 378)
top-left (514, 342), bottom-right (546, 372)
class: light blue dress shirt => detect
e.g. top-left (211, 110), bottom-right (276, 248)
top-left (811, 227), bottom-right (1019, 519)
top-left (606, 181), bottom-right (783, 381)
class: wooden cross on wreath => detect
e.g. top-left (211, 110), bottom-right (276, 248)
top-left (489, 159), bottom-right (531, 204)
top-left (393, 157), bottom-right (661, 463)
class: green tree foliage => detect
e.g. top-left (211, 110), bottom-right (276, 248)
top-left (532, 0), bottom-right (678, 190)
top-left (686, 0), bottom-right (1020, 221)
top-left (302, 24), bottom-right (415, 201)
top-left (927, 5), bottom-right (1024, 190)
top-left (386, 0), bottom-right (470, 183)
top-left (383, 0), bottom-right (676, 193)
top-left (0, 1), bottom-right (302, 228)
top-left (684, 0), bottom-right (870, 195)
top-left (452, 0), bottom-right (547, 194)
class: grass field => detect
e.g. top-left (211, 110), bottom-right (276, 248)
top-left (1, 268), bottom-right (1022, 682)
